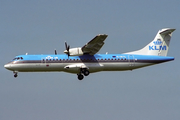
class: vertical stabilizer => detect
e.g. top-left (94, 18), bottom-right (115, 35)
top-left (125, 28), bottom-right (175, 56)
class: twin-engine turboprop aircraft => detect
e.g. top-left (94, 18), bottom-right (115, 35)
top-left (4, 28), bottom-right (175, 80)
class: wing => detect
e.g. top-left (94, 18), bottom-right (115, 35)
top-left (82, 34), bottom-right (108, 55)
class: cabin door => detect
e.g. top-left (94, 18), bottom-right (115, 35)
top-left (128, 55), bottom-right (134, 67)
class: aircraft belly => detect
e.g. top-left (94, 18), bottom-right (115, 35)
top-left (134, 62), bottom-right (155, 69)
top-left (11, 63), bottom-right (65, 72)
top-left (102, 62), bottom-right (154, 71)
top-left (88, 64), bottom-right (104, 73)
top-left (102, 62), bottom-right (130, 71)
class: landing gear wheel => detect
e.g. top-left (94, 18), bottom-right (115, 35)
top-left (14, 73), bottom-right (18, 78)
top-left (78, 74), bottom-right (84, 80)
top-left (13, 71), bottom-right (18, 78)
top-left (83, 70), bottom-right (89, 76)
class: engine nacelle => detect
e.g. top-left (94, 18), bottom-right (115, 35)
top-left (64, 47), bottom-right (84, 56)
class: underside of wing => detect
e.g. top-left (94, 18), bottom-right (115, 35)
top-left (82, 34), bottom-right (108, 55)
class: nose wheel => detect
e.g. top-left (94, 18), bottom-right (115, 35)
top-left (13, 72), bottom-right (18, 78)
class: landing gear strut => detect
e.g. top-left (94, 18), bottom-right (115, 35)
top-left (77, 68), bottom-right (90, 80)
top-left (13, 72), bottom-right (18, 78)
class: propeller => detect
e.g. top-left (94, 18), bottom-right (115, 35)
top-left (64, 41), bottom-right (70, 57)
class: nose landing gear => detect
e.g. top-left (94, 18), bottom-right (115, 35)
top-left (13, 71), bottom-right (18, 78)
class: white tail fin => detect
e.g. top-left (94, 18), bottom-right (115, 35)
top-left (125, 28), bottom-right (175, 56)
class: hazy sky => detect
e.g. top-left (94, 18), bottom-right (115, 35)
top-left (1, 0), bottom-right (180, 120)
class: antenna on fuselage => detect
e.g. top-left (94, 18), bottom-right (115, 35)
top-left (55, 49), bottom-right (57, 55)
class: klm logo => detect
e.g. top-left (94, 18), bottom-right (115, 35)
top-left (149, 46), bottom-right (166, 50)
top-left (149, 40), bottom-right (166, 50)
top-left (153, 40), bottom-right (162, 45)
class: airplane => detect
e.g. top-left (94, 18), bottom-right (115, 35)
top-left (4, 28), bottom-right (175, 80)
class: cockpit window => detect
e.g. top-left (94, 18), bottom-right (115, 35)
top-left (13, 57), bottom-right (23, 61)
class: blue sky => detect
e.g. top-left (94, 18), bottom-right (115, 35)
top-left (1, 0), bottom-right (180, 120)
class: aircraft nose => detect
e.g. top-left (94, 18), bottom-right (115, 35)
top-left (4, 63), bottom-right (11, 70)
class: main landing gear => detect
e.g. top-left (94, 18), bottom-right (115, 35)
top-left (13, 71), bottom-right (18, 78)
top-left (77, 68), bottom-right (90, 80)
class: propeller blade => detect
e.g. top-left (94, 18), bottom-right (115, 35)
top-left (67, 45), bottom-right (70, 51)
top-left (65, 42), bottom-right (68, 50)
top-left (64, 42), bottom-right (70, 57)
